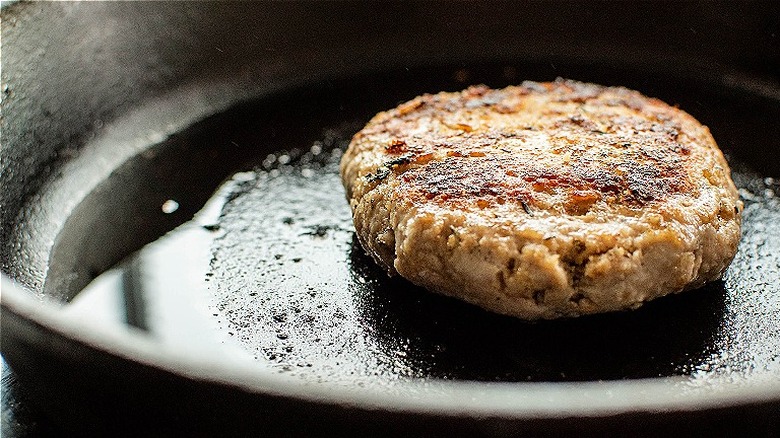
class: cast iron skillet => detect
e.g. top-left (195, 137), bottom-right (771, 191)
top-left (2, 2), bottom-right (779, 436)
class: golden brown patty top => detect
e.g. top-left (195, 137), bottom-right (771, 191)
top-left (349, 80), bottom-right (708, 216)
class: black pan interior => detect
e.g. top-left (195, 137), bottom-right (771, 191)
top-left (46, 62), bottom-right (780, 385)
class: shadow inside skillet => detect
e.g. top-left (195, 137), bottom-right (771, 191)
top-left (348, 235), bottom-right (727, 382)
top-left (46, 62), bottom-right (780, 385)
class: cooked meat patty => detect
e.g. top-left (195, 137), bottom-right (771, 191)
top-left (340, 79), bottom-right (742, 320)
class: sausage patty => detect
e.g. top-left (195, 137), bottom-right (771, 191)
top-left (340, 79), bottom-right (742, 320)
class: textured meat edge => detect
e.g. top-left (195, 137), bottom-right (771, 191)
top-left (348, 178), bottom-right (741, 320)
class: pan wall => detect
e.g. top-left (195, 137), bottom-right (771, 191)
top-left (2, 2), bottom-right (778, 288)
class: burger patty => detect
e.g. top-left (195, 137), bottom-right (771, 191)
top-left (340, 79), bottom-right (742, 320)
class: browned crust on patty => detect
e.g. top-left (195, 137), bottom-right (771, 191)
top-left (341, 79), bottom-right (742, 319)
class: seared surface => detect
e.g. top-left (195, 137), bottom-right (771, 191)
top-left (341, 79), bottom-right (742, 319)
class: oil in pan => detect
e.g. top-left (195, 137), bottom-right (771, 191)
top-left (57, 64), bottom-right (780, 388)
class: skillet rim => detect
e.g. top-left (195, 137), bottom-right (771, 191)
top-left (3, 276), bottom-right (780, 419)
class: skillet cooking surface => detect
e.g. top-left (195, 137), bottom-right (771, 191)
top-left (48, 64), bottom-right (780, 386)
